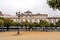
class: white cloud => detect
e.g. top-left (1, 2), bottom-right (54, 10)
top-left (0, 0), bottom-right (60, 16)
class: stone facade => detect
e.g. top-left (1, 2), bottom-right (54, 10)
top-left (0, 11), bottom-right (60, 24)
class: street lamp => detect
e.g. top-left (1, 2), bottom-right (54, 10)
top-left (16, 11), bottom-right (20, 35)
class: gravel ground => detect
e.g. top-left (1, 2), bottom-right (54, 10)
top-left (0, 31), bottom-right (60, 40)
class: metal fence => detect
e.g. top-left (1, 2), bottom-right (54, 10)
top-left (0, 26), bottom-right (60, 32)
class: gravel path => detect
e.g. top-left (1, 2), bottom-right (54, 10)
top-left (0, 31), bottom-right (60, 40)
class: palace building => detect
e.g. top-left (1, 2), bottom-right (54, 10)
top-left (18, 11), bottom-right (48, 23)
top-left (0, 11), bottom-right (60, 24)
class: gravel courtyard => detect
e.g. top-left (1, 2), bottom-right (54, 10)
top-left (0, 31), bottom-right (60, 40)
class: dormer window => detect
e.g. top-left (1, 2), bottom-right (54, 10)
top-left (24, 11), bottom-right (32, 13)
top-left (24, 10), bottom-right (32, 15)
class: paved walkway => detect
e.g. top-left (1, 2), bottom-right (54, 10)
top-left (0, 31), bottom-right (60, 40)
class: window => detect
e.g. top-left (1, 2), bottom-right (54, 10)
top-left (53, 19), bottom-right (56, 23)
top-left (36, 16), bottom-right (40, 18)
top-left (32, 19), bottom-right (35, 23)
top-left (23, 19), bottom-right (25, 22)
top-left (23, 16), bottom-right (25, 18)
top-left (48, 19), bottom-right (52, 23)
top-left (27, 19), bottom-right (30, 22)
top-left (27, 16), bottom-right (30, 18)
top-left (37, 19), bottom-right (40, 23)
top-left (41, 16), bottom-right (46, 18)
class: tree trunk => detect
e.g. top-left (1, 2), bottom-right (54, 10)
top-left (45, 27), bottom-right (47, 31)
top-left (25, 27), bottom-right (27, 31)
top-left (43, 27), bottom-right (45, 31)
top-left (7, 26), bottom-right (9, 31)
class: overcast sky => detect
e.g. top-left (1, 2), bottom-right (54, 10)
top-left (0, 0), bottom-right (60, 17)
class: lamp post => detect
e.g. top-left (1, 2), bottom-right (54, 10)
top-left (16, 12), bottom-right (20, 35)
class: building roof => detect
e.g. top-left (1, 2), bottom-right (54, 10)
top-left (24, 11), bottom-right (32, 13)
top-left (48, 17), bottom-right (60, 19)
top-left (36, 13), bottom-right (48, 16)
top-left (0, 12), bottom-right (3, 16)
top-left (1, 16), bottom-right (18, 19)
top-left (19, 14), bottom-right (48, 16)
